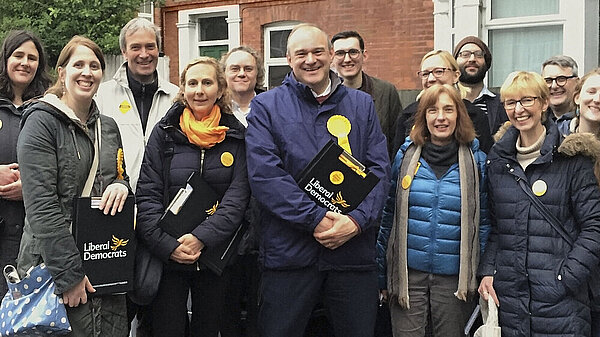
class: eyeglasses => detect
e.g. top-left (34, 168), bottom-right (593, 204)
top-left (333, 49), bottom-right (362, 59)
top-left (503, 96), bottom-right (538, 110)
top-left (544, 75), bottom-right (577, 87)
top-left (417, 68), bottom-right (451, 80)
top-left (457, 50), bottom-right (485, 59)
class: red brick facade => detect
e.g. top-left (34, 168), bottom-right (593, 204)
top-left (157, 0), bottom-right (434, 90)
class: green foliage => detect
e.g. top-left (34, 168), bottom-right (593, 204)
top-left (0, 0), bottom-right (146, 67)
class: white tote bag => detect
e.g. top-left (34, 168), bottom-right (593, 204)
top-left (474, 295), bottom-right (501, 337)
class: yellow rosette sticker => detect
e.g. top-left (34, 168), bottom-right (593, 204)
top-left (327, 115), bottom-right (352, 154)
top-left (0, 119), bottom-right (3, 131)
top-left (532, 180), bottom-right (547, 197)
top-left (116, 148), bottom-right (125, 180)
top-left (330, 171), bottom-right (344, 185)
top-left (221, 152), bottom-right (234, 167)
top-left (119, 100), bottom-right (132, 114)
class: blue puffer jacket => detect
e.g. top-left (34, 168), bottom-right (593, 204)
top-left (377, 138), bottom-right (490, 289)
top-left (246, 71), bottom-right (390, 270)
top-left (136, 102), bottom-right (250, 264)
top-left (479, 120), bottom-right (600, 336)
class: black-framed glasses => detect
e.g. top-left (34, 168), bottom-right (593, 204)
top-left (333, 49), bottom-right (362, 59)
top-left (417, 67), bottom-right (451, 80)
top-left (457, 50), bottom-right (485, 59)
top-left (544, 75), bottom-right (577, 87)
top-left (503, 96), bottom-right (538, 110)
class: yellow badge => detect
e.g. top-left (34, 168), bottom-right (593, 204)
top-left (221, 152), bottom-right (234, 167)
top-left (330, 171), bottom-right (344, 185)
top-left (0, 119), bottom-right (3, 131)
top-left (119, 100), bottom-right (132, 114)
top-left (327, 115), bottom-right (352, 154)
top-left (532, 180), bottom-right (547, 197)
top-left (401, 175), bottom-right (412, 190)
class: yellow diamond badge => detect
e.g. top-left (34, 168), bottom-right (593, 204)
top-left (119, 100), bottom-right (132, 114)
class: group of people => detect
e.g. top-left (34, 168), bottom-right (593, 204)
top-left (1, 16), bottom-right (600, 337)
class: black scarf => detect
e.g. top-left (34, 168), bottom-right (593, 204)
top-left (421, 140), bottom-right (459, 179)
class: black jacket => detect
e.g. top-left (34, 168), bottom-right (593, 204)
top-left (392, 99), bottom-right (492, 156)
top-left (479, 120), bottom-right (600, 336)
top-left (0, 97), bottom-right (25, 296)
top-left (136, 102), bottom-right (250, 265)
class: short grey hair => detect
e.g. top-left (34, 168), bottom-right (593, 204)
top-left (542, 55), bottom-right (579, 77)
top-left (119, 18), bottom-right (161, 52)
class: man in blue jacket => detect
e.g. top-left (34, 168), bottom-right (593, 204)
top-left (245, 23), bottom-right (390, 337)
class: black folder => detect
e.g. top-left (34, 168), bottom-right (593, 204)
top-left (297, 140), bottom-right (380, 213)
top-left (159, 172), bottom-right (244, 275)
top-left (72, 195), bottom-right (136, 295)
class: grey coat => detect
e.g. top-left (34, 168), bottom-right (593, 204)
top-left (16, 98), bottom-right (129, 294)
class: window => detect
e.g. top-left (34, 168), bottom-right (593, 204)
top-left (488, 26), bottom-right (562, 86)
top-left (264, 22), bottom-right (299, 89)
top-left (433, 0), bottom-right (598, 88)
top-left (484, 0), bottom-right (564, 87)
top-left (177, 5), bottom-right (241, 74)
top-left (138, 1), bottom-right (154, 22)
top-left (196, 15), bottom-right (229, 59)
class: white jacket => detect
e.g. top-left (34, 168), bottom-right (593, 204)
top-left (96, 63), bottom-right (179, 191)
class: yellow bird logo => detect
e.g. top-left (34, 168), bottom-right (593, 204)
top-left (331, 192), bottom-right (350, 208)
top-left (111, 235), bottom-right (129, 251)
top-left (206, 201), bottom-right (219, 216)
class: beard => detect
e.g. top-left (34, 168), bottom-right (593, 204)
top-left (459, 64), bottom-right (487, 84)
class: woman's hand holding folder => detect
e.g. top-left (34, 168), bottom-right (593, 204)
top-left (170, 233), bottom-right (205, 264)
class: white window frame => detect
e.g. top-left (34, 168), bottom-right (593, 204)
top-left (177, 5), bottom-right (241, 74)
top-left (432, 0), bottom-right (599, 83)
top-left (138, 1), bottom-right (154, 22)
top-left (264, 21), bottom-right (300, 88)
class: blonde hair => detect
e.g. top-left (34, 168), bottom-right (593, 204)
top-left (500, 71), bottom-right (549, 121)
top-left (419, 50), bottom-right (467, 99)
top-left (176, 57), bottom-right (231, 114)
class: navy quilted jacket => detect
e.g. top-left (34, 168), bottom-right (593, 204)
top-left (136, 102), bottom-right (250, 263)
top-left (479, 120), bottom-right (600, 336)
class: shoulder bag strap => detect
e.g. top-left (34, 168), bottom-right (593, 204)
top-left (517, 177), bottom-right (574, 247)
top-left (81, 118), bottom-right (101, 197)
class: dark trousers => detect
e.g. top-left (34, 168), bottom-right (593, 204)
top-left (151, 268), bottom-right (228, 337)
top-left (259, 266), bottom-right (378, 337)
top-left (220, 253), bottom-right (260, 337)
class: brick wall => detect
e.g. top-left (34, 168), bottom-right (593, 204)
top-left (160, 0), bottom-right (434, 91)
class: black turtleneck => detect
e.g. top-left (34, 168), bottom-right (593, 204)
top-left (126, 65), bottom-right (158, 133)
top-left (421, 140), bottom-right (459, 179)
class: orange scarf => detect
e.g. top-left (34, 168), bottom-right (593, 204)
top-left (179, 105), bottom-right (229, 148)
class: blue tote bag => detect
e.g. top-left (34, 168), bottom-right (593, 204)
top-left (0, 264), bottom-right (71, 336)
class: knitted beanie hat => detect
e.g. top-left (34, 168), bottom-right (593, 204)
top-left (453, 36), bottom-right (492, 70)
